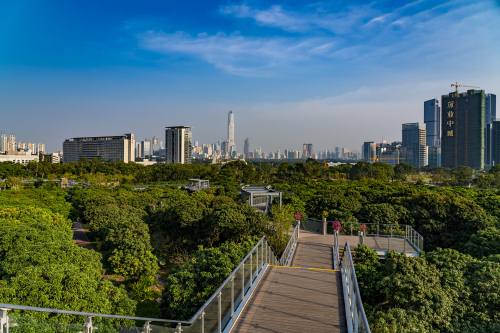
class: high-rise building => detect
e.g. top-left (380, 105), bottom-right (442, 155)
top-left (424, 99), bottom-right (441, 147)
top-left (140, 140), bottom-right (152, 159)
top-left (424, 99), bottom-right (441, 168)
top-left (1, 134), bottom-right (16, 153)
top-left (362, 141), bottom-right (377, 163)
top-left (442, 90), bottom-right (485, 169)
top-left (63, 133), bottom-right (135, 163)
top-left (402, 123), bottom-right (427, 169)
top-left (165, 126), bottom-right (192, 164)
top-left (302, 143), bottom-right (313, 159)
top-left (227, 111), bottom-right (235, 156)
top-left (136, 143), bottom-right (141, 159)
top-left (485, 94), bottom-right (497, 167)
top-left (493, 121), bottom-right (500, 166)
top-left (243, 138), bottom-right (250, 159)
top-left (37, 143), bottom-right (46, 154)
top-left (334, 146), bottom-right (341, 159)
top-left (0, 134), bottom-right (6, 153)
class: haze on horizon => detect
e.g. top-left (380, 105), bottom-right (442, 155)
top-left (1, 0), bottom-right (500, 153)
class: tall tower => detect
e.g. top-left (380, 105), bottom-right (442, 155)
top-left (424, 99), bottom-right (441, 168)
top-left (227, 111), bottom-right (235, 156)
top-left (442, 90), bottom-right (485, 169)
top-left (485, 94), bottom-right (497, 167)
top-left (243, 138), bottom-right (250, 159)
top-left (402, 123), bottom-right (427, 169)
top-left (362, 142), bottom-right (377, 163)
top-left (165, 126), bottom-right (192, 164)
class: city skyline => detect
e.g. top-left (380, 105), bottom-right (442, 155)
top-left (2, 1), bottom-right (500, 152)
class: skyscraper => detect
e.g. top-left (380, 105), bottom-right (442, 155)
top-left (302, 143), bottom-right (313, 159)
top-left (243, 138), bottom-right (250, 159)
top-left (165, 126), bottom-right (192, 164)
top-left (493, 121), bottom-right (500, 166)
top-left (442, 90), bottom-right (485, 169)
top-left (485, 94), bottom-right (497, 167)
top-left (0, 134), bottom-right (16, 153)
top-left (362, 141), bottom-right (377, 163)
top-left (227, 111), bottom-right (235, 156)
top-left (402, 123), bottom-right (427, 169)
top-left (140, 140), bottom-right (152, 159)
top-left (424, 99), bottom-right (441, 147)
top-left (7, 135), bottom-right (16, 152)
top-left (0, 134), bottom-right (6, 153)
top-left (424, 99), bottom-right (441, 168)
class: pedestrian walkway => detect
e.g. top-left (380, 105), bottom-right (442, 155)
top-left (232, 231), bottom-right (346, 333)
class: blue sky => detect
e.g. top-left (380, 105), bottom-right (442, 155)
top-left (1, 0), bottom-right (500, 152)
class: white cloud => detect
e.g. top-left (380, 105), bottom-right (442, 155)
top-left (220, 3), bottom-right (376, 34)
top-left (220, 4), bottom-right (311, 32)
top-left (139, 31), bottom-right (337, 76)
top-left (138, 1), bottom-right (500, 76)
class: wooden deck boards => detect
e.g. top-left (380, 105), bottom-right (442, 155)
top-left (231, 232), bottom-right (346, 333)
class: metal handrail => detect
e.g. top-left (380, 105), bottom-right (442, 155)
top-left (279, 222), bottom-right (300, 266)
top-left (0, 237), bottom-right (280, 333)
top-left (304, 219), bottom-right (424, 254)
top-left (333, 232), bottom-right (340, 270)
top-left (186, 237), bottom-right (277, 325)
top-left (341, 242), bottom-right (371, 333)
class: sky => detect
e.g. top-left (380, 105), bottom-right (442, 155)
top-left (1, 0), bottom-right (500, 153)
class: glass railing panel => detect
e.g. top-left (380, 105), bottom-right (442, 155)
top-left (8, 314), bottom-right (83, 333)
top-left (181, 316), bottom-right (202, 333)
top-left (243, 256), bottom-right (252, 293)
top-left (220, 282), bottom-right (233, 330)
top-left (258, 242), bottom-right (264, 272)
top-left (202, 295), bottom-right (219, 333)
top-left (150, 324), bottom-right (177, 333)
top-left (7, 313), bottom-right (135, 333)
top-left (233, 265), bottom-right (244, 310)
top-left (252, 248), bottom-right (258, 280)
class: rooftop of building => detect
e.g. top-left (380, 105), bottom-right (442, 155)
top-left (241, 185), bottom-right (281, 195)
top-left (64, 134), bottom-right (133, 142)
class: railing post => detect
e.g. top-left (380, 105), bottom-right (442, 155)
top-left (231, 276), bottom-right (235, 315)
top-left (250, 252), bottom-right (253, 282)
top-left (403, 232), bottom-right (406, 253)
top-left (84, 316), bottom-right (93, 333)
top-left (0, 308), bottom-right (9, 333)
top-left (256, 244), bottom-right (259, 276)
top-left (142, 321), bottom-right (152, 333)
top-left (218, 292), bottom-right (222, 333)
top-left (322, 217), bottom-right (327, 235)
top-left (201, 311), bottom-right (205, 333)
top-left (264, 240), bottom-right (267, 264)
top-left (242, 261), bottom-right (245, 298)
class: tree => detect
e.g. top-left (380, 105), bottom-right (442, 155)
top-left (0, 207), bottom-right (136, 325)
top-left (161, 238), bottom-right (256, 319)
top-left (376, 252), bottom-right (454, 331)
top-left (464, 227), bottom-right (500, 258)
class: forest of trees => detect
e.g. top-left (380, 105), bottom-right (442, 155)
top-left (0, 159), bottom-right (498, 332)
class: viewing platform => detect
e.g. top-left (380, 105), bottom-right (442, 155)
top-left (0, 220), bottom-right (423, 333)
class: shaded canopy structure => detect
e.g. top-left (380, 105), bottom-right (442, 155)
top-left (241, 185), bottom-right (282, 213)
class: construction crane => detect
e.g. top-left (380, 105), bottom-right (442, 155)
top-left (451, 81), bottom-right (480, 93)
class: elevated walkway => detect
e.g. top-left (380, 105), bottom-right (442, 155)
top-left (0, 221), bottom-right (422, 333)
top-left (232, 230), bottom-right (345, 332)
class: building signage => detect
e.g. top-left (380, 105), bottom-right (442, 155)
top-left (447, 100), bottom-right (456, 137)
